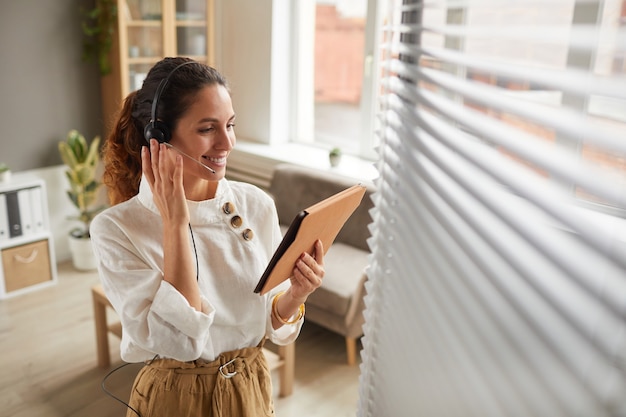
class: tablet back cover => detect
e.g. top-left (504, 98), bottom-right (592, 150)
top-left (255, 184), bottom-right (367, 295)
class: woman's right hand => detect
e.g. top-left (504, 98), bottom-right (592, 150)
top-left (141, 139), bottom-right (190, 227)
top-left (142, 139), bottom-right (201, 310)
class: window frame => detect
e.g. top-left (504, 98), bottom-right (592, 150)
top-left (289, 0), bottom-right (384, 160)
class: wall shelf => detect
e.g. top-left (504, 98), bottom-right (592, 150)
top-left (0, 179), bottom-right (57, 299)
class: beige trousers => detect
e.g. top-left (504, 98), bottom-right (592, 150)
top-left (126, 343), bottom-right (274, 417)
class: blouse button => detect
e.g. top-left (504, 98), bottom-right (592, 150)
top-left (242, 229), bottom-right (254, 241)
top-left (230, 215), bottom-right (243, 228)
top-left (223, 202), bottom-right (235, 215)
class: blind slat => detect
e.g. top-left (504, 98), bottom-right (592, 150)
top-left (386, 42), bottom-right (626, 100)
top-left (388, 23), bottom-right (624, 53)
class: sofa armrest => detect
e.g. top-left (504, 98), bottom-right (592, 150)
top-left (343, 270), bottom-right (369, 338)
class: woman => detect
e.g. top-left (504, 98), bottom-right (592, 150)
top-left (90, 57), bottom-right (325, 417)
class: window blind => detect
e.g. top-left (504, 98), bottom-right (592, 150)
top-left (358, 1), bottom-right (626, 416)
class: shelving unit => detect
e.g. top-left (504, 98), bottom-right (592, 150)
top-left (101, 0), bottom-right (214, 134)
top-left (0, 179), bottom-right (57, 299)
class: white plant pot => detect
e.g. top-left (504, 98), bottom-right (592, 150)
top-left (329, 155), bottom-right (342, 167)
top-left (68, 235), bottom-right (98, 271)
top-left (0, 170), bottom-right (11, 183)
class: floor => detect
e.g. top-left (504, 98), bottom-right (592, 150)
top-left (0, 261), bottom-right (361, 417)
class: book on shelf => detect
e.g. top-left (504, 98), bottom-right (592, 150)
top-left (254, 184), bottom-right (367, 296)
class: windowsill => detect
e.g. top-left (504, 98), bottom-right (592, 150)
top-left (228, 140), bottom-right (379, 187)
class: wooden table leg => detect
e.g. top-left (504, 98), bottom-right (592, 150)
top-left (277, 342), bottom-right (295, 397)
top-left (92, 287), bottom-right (111, 368)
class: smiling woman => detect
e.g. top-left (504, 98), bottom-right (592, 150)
top-left (90, 57), bottom-right (327, 417)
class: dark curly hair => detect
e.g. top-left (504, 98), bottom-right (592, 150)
top-left (102, 57), bottom-right (229, 205)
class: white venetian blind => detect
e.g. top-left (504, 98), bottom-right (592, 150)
top-left (358, 1), bottom-right (626, 416)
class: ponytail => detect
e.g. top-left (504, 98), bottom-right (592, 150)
top-left (102, 91), bottom-right (144, 205)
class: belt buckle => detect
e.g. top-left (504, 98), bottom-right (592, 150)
top-left (219, 358), bottom-right (238, 379)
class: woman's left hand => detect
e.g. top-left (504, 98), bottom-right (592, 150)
top-left (289, 239), bottom-right (325, 302)
top-left (271, 240), bottom-right (325, 329)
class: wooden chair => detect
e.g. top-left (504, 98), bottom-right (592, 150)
top-left (92, 284), bottom-right (295, 397)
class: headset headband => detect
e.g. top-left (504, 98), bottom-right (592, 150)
top-left (145, 60), bottom-right (197, 143)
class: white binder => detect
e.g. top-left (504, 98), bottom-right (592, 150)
top-left (17, 188), bottom-right (33, 236)
top-left (29, 186), bottom-right (45, 233)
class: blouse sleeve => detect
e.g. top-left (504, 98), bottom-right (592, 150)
top-left (91, 212), bottom-right (216, 362)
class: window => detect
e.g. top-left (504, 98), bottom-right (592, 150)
top-left (216, 0), bottom-right (380, 187)
top-left (292, 0), bottom-right (386, 159)
top-left (358, 1), bottom-right (626, 416)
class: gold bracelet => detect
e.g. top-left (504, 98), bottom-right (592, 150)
top-left (272, 291), bottom-right (305, 325)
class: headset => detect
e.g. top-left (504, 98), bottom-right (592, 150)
top-left (143, 60), bottom-right (196, 144)
top-left (143, 60), bottom-right (216, 174)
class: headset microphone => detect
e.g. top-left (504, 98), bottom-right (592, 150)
top-left (163, 142), bottom-right (217, 173)
top-left (144, 61), bottom-right (216, 174)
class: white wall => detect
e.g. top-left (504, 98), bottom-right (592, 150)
top-left (215, 0), bottom-right (291, 145)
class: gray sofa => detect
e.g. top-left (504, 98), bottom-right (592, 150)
top-left (269, 163), bottom-right (375, 365)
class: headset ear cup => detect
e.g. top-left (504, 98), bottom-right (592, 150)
top-left (144, 121), bottom-right (170, 143)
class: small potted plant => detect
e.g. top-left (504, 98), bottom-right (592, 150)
top-left (0, 162), bottom-right (10, 183)
top-left (58, 130), bottom-right (106, 270)
top-left (329, 147), bottom-right (342, 167)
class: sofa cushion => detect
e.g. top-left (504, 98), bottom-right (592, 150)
top-left (305, 241), bottom-right (369, 317)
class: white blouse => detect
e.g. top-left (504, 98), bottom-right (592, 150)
top-left (90, 177), bottom-right (302, 363)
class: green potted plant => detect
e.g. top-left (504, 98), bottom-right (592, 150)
top-left (0, 162), bottom-right (10, 183)
top-left (329, 147), bottom-right (342, 167)
top-left (58, 130), bottom-right (106, 270)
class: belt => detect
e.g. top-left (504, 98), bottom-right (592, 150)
top-left (145, 341), bottom-right (264, 379)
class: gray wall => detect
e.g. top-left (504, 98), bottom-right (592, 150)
top-left (0, 0), bottom-right (102, 172)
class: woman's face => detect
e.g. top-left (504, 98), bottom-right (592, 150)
top-left (168, 84), bottom-right (236, 181)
